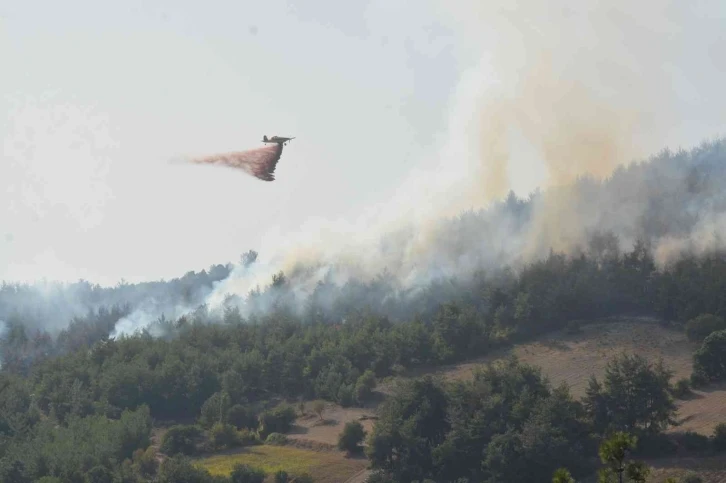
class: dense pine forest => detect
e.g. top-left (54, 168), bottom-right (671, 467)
top-left (2, 140), bottom-right (726, 482)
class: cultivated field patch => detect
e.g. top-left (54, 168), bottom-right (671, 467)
top-left (195, 444), bottom-right (367, 483)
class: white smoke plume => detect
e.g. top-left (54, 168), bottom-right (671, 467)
top-left (203, 0), bottom-right (726, 316)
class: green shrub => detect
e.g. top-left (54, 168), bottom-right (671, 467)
top-left (198, 392), bottom-right (232, 429)
top-left (237, 428), bottom-right (262, 446)
top-left (354, 370), bottom-right (377, 404)
top-left (230, 463), bottom-right (265, 483)
top-left (160, 425), bottom-right (203, 456)
top-left (265, 432), bottom-right (288, 446)
top-left (685, 314), bottom-right (726, 342)
top-left (677, 431), bottom-right (711, 453)
top-left (337, 421), bottom-right (366, 454)
top-left (671, 377), bottom-right (692, 399)
top-left (681, 471), bottom-right (703, 483)
top-left (258, 404), bottom-right (296, 438)
top-left (210, 422), bottom-right (239, 450)
top-left (85, 466), bottom-right (114, 483)
top-left (274, 470), bottom-right (289, 483)
top-left (690, 369), bottom-right (709, 388)
top-left (227, 404), bottom-right (259, 430)
top-left (712, 422), bottom-right (726, 452)
top-left (693, 330), bottom-right (726, 383)
top-left (337, 383), bottom-right (355, 408)
top-left (632, 433), bottom-right (678, 458)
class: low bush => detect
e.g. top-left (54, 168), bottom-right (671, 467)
top-left (671, 377), bottom-right (692, 399)
top-left (712, 422), bottom-right (726, 452)
top-left (265, 432), bottom-right (288, 446)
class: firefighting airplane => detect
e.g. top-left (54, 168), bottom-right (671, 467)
top-left (262, 135), bottom-right (295, 146)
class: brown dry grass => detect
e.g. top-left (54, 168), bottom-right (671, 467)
top-left (578, 453), bottom-right (726, 483)
top-left (641, 453), bottom-right (726, 482)
top-left (288, 401), bottom-right (378, 447)
top-left (385, 316), bottom-right (726, 436)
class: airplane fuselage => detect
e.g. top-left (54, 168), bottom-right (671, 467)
top-left (262, 135), bottom-right (295, 145)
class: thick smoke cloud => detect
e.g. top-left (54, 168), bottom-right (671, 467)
top-left (6, 1), bottom-right (726, 340)
top-left (204, 1), bottom-right (726, 316)
top-left (184, 143), bottom-right (284, 181)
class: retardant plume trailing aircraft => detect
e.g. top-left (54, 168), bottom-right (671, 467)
top-left (183, 135), bottom-right (296, 181)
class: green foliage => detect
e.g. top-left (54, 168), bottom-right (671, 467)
top-left (258, 405), bottom-right (296, 438)
top-left (712, 422), bottom-right (726, 452)
top-left (236, 428), bottom-right (262, 446)
top-left (226, 405), bottom-right (258, 430)
top-left (671, 377), bottom-right (692, 399)
top-left (85, 465), bottom-right (113, 483)
top-left (368, 358), bottom-right (594, 483)
top-left (273, 470), bottom-right (289, 483)
top-left (210, 422), bottom-right (240, 450)
top-left (6, 182), bottom-right (726, 481)
top-left (0, 405), bottom-right (152, 482)
top-left (264, 432), bottom-right (288, 446)
top-left (131, 446), bottom-right (158, 479)
top-left (597, 432), bottom-right (650, 483)
top-left (160, 425), bottom-right (203, 456)
top-left (693, 329), bottom-right (726, 382)
top-left (552, 467), bottom-right (575, 483)
top-left (366, 376), bottom-right (449, 482)
top-left (337, 421), bottom-right (366, 454)
top-left (312, 401), bottom-right (325, 420)
top-left (685, 314), bottom-right (726, 342)
top-left (229, 463), bottom-right (265, 483)
top-left (354, 370), bottom-right (377, 404)
top-left (199, 392), bottom-right (233, 429)
top-left (676, 431), bottom-right (711, 453)
top-left (157, 456), bottom-right (216, 483)
top-left (585, 354), bottom-right (677, 434)
top-left (681, 472), bottom-right (703, 483)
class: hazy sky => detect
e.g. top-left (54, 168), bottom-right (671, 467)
top-left (2, 0), bottom-right (725, 285)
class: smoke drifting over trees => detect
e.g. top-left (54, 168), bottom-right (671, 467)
top-left (0, 138), bottom-right (725, 348)
top-left (2, 0), bottom-right (726, 354)
top-left (210, 138), bottom-right (726, 319)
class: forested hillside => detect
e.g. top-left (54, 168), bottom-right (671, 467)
top-left (2, 140), bottom-right (726, 482)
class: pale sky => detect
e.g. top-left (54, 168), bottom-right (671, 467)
top-left (2, 0), bottom-right (726, 285)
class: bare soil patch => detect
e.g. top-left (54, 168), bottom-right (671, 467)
top-left (289, 401), bottom-right (378, 447)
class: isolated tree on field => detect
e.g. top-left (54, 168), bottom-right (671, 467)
top-left (312, 400), bottom-right (325, 421)
top-left (692, 329), bottom-right (726, 383)
top-left (584, 353), bottom-right (677, 434)
top-left (338, 420), bottom-right (366, 454)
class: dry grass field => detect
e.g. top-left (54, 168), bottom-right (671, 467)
top-left (385, 317), bottom-right (726, 436)
top-left (287, 401), bottom-right (378, 447)
top-left (577, 453), bottom-right (726, 483)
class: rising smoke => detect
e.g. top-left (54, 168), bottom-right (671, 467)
top-left (202, 0), bottom-right (726, 317)
top-left (4, 1), bottom-right (726, 340)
